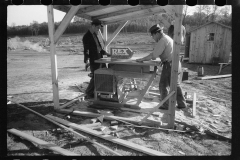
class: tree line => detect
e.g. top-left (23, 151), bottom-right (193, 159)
top-left (7, 5), bottom-right (231, 37)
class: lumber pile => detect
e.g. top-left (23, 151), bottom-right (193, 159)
top-left (8, 128), bottom-right (79, 156)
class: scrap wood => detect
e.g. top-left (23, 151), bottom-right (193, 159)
top-left (7, 99), bottom-right (122, 156)
top-left (8, 128), bottom-right (79, 156)
top-left (139, 91), bottom-right (175, 125)
top-left (196, 74), bottom-right (231, 80)
top-left (122, 124), bottom-right (186, 133)
top-left (57, 108), bottom-right (160, 127)
top-left (175, 120), bottom-right (231, 142)
top-left (59, 94), bottom-right (85, 109)
top-left (46, 115), bottom-right (169, 156)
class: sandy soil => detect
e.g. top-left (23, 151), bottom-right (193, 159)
top-left (7, 33), bottom-right (231, 156)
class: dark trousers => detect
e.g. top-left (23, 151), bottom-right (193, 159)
top-left (85, 63), bottom-right (106, 96)
top-left (159, 61), bottom-right (187, 108)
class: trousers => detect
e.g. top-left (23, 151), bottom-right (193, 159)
top-left (85, 63), bottom-right (106, 96)
top-left (159, 61), bottom-right (187, 108)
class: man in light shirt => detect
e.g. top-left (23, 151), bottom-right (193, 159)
top-left (136, 24), bottom-right (187, 110)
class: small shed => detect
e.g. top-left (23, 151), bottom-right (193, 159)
top-left (188, 21), bottom-right (231, 64)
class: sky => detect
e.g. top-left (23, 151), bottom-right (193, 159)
top-left (7, 5), bottom-right (229, 26)
top-left (7, 5), bottom-right (67, 26)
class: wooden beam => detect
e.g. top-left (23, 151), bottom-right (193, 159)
top-left (46, 115), bottom-right (169, 156)
top-left (54, 5), bottom-right (81, 44)
top-left (105, 6), bottom-right (166, 25)
top-left (57, 108), bottom-right (161, 127)
top-left (139, 91), bottom-right (175, 124)
top-left (103, 25), bottom-right (108, 50)
top-left (196, 74), bottom-right (231, 80)
top-left (47, 5), bottom-right (59, 109)
top-left (8, 128), bottom-right (79, 156)
top-left (7, 99), bottom-right (121, 156)
top-left (167, 5), bottom-right (184, 129)
top-left (106, 21), bottom-right (129, 48)
top-left (93, 5), bottom-right (156, 20)
top-left (192, 93), bottom-right (196, 118)
top-left (75, 5), bottom-right (114, 14)
top-left (53, 5), bottom-right (91, 21)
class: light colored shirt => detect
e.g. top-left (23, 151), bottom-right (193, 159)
top-left (152, 34), bottom-right (173, 62)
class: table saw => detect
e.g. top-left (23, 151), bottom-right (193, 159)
top-left (93, 58), bottom-right (161, 107)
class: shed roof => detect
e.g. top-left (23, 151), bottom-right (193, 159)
top-left (189, 21), bottom-right (232, 33)
top-left (53, 5), bottom-right (176, 25)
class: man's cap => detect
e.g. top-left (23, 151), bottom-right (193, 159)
top-left (149, 24), bottom-right (164, 34)
top-left (91, 19), bottom-right (103, 27)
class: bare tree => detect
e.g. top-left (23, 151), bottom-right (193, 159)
top-left (211, 5), bottom-right (219, 22)
top-left (182, 5), bottom-right (189, 25)
top-left (30, 21), bottom-right (39, 36)
top-left (203, 5), bottom-right (212, 23)
top-left (195, 5), bottom-right (208, 26)
top-left (11, 22), bottom-right (16, 27)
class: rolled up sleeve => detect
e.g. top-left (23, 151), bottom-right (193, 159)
top-left (152, 40), bottom-right (166, 59)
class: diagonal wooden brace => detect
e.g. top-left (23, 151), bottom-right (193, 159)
top-left (54, 5), bottom-right (82, 44)
top-left (139, 91), bottom-right (175, 125)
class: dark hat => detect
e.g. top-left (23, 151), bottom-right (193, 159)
top-left (149, 24), bottom-right (164, 34)
top-left (91, 19), bottom-right (103, 27)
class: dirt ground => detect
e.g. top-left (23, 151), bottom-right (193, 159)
top-left (7, 33), bottom-right (232, 156)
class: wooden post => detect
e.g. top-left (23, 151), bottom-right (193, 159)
top-left (168, 5), bottom-right (184, 128)
top-left (47, 6), bottom-right (59, 109)
top-left (103, 25), bottom-right (108, 51)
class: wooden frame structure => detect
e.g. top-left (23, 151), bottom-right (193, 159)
top-left (47, 5), bottom-right (184, 129)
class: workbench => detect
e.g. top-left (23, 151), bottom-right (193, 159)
top-left (94, 58), bottom-right (161, 106)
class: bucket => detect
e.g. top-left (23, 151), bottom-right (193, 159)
top-left (197, 66), bottom-right (204, 77)
top-left (182, 68), bottom-right (188, 81)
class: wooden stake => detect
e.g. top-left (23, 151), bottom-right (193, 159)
top-left (192, 93), bottom-right (196, 118)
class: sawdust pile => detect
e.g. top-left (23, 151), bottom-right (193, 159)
top-left (7, 37), bottom-right (47, 52)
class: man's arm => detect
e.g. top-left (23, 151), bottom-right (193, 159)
top-left (136, 53), bottom-right (153, 62)
top-left (82, 35), bottom-right (89, 63)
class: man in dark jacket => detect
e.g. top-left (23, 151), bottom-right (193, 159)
top-left (82, 19), bottom-right (110, 99)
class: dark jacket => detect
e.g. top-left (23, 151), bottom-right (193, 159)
top-left (82, 30), bottom-right (107, 64)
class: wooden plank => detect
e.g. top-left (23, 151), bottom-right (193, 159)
top-left (7, 99), bottom-right (122, 156)
top-left (192, 93), bottom-right (196, 118)
top-left (47, 5), bottom-right (59, 109)
top-left (105, 6), bottom-right (169, 25)
top-left (57, 108), bottom-right (161, 127)
top-left (168, 5), bottom-right (184, 128)
top-left (93, 5), bottom-right (156, 20)
top-left (95, 58), bottom-right (160, 66)
top-left (139, 91), bottom-right (175, 124)
top-left (46, 115), bottom-right (169, 156)
top-left (54, 5), bottom-right (81, 44)
top-left (8, 128), bottom-right (79, 156)
top-left (105, 21), bottom-right (129, 48)
top-left (196, 74), bottom-right (231, 80)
